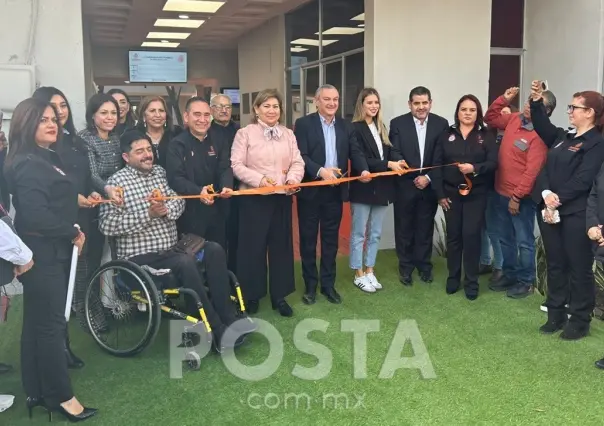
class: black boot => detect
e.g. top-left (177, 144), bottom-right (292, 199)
top-left (539, 309), bottom-right (567, 334)
top-left (65, 333), bottom-right (85, 369)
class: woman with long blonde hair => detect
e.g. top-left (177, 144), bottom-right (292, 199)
top-left (349, 88), bottom-right (406, 292)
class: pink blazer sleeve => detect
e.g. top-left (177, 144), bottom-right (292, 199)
top-left (284, 128), bottom-right (305, 184)
top-left (231, 127), bottom-right (265, 188)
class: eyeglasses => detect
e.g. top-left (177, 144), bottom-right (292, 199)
top-left (567, 105), bottom-right (591, 113)
top-left (211, 104), bottom-right (232, 111)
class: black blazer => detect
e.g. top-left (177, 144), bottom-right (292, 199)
top-left (388, 112), bottom-right (449, 185)
top-left (294, 113), bottom-right (368, 201)
top-left (530, 98), bottom-right (604, 216)
top-left (349, 121), bottom-right (402, 206)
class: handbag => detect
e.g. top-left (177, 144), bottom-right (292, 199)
top-left (173, 233), bottom-right (206, 258)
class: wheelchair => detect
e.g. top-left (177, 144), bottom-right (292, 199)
top-left (83, 238), bottom-right (247, 370)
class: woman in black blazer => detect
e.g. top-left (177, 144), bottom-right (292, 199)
top-left (349, 88), bottom-right (406, 293)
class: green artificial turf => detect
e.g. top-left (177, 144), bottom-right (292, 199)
top-left (2, 250), bottom-right (604, 425)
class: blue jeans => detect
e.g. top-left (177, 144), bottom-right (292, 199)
top-left (493, 193), bottom-right (537, 284)
top-left (349, 203), bottom-right (388, 270)
top-left (480, 191), bottom-right (503, 269)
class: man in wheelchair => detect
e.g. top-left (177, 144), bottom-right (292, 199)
top-left (98, 131), bottom-right (256, 352)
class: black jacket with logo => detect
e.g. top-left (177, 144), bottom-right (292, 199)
top-left (432, 125), bottom-right (498, 199)
top-left (165, 128), bottom-right (232, 237)
top-left (530, 98), bottom-right (604, 216)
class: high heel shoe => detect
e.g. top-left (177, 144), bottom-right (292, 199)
top-left (65, 335), bottom-right (85, 369)
top-left (48, 405), bottom-right (98, 423)
top-left (26, 396), bottom-right (46, 419)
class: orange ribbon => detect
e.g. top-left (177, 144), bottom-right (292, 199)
top-left (88, 163), bottom-right (473, 205)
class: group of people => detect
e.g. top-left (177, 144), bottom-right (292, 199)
top-left (3, 77), bottom-right (604, 422)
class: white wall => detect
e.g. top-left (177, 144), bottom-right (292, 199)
top-left (0, 0), bottom-right (87, 128)
top-left (365, 0), bottom-right (492, 249)
top-left (237, 16), bottom-right (286, 125)
top-left (523, 0), bottom-right (604, 127)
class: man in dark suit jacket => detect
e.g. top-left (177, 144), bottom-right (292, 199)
top-left (295, 84), bottom-right (370, 305)
top-left (389, 86), bottom-right (449, 285)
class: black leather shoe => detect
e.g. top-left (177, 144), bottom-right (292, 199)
top-left (446, 279), bottom-right (460, 295)
top-left (489, 275), bottom-right (517, 292)
top-left (49, 405), bottom-right (98, 422)
top-left (539, 311), bottom-right (567, 334)
top-left (321, 288), bottom-right (342, 304)
top-left (595, 357), bottom-right (604, 369)
top-left (302, 292), bottom-right (316, 305)
top-left (560, 323), bottom-right (589, 340)
top-left (0, 362), bottom-right (13, 374)
top-left (399, 273), bottom-right (413, 286)
top-left (464, 285), bottom-right (479, 301)
top-left (26, 396), bottom-right (46, 419)
top-left (272, 299), bottom-right (293, 317)
top-left (420, 271), bottom-right (433, 283)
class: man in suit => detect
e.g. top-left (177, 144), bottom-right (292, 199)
top-left (295, 84), bottom-right (370, 305)
top-left (389, 86), bottom-right (449, 285)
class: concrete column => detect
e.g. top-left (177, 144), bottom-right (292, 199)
top-left (0, 0), bottom-right (87, 127)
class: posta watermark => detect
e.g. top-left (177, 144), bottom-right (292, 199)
top-left (169, 318), bottom-right (436, 380)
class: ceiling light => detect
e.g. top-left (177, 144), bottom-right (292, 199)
top-left (163, 0), bottom-right (225, 13)
top-left (124, 81), bottom-right (130, 84)
top-left (142, 41), bottom-right (180, 48)
top-left (291, 47), bottom-right (308, 52)
top-left (358, 24), bottom-right (365, 27)
top-left (179, 14), bottom-right (189, 19)
top-left (291, 38), bottom-right (338, 47)
top-left (350, 13), bottom-right (365, 21)
top-left (316, 27), bottom-right (364, 35)
top-left (147, 31), bottom-right (190, 39)
top-left (155, 18), bottom-right (204, 28)
top-left (161, 40), bottom-right (169, 43)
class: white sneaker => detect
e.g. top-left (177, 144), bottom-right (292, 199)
top-left (354, 275), bottom-right (376, 293)
top-left (365, 273), bottom-right (382, 290)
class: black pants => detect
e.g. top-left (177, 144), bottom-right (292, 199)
top-left (538, 210), bottom-right (595, 325)
top-left (393, 183), bottom-right (439, 276)
top-left (73, 208), bottom-right (106, 330)
top-left (237, 195), bottom-right (295, 302)
top-left (20, 237), bottom-right (73, 408)
top-left (130, 242), bottom-right (236, 331)
top-left (179, 204), bottom-right (227, 251)
top-left (297, 187), bottom-right (343, 292)
top-left (444, 191), bottom-right (487, 289)
top-left (226, 197), bottom-right (239, 274)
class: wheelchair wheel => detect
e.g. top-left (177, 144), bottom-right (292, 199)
top-left (84, 259), bottom-right (161, 357)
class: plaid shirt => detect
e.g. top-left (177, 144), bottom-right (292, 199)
top-left (78, 129), bottom-right (123, 194)
top-left (99, 165), bottom-right (185, 259)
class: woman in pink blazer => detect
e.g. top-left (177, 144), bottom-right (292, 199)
top-left (231, 89), bottom-right (305, 317)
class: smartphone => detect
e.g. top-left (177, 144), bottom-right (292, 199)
top-left (541, 80), bottom-right (549, 91)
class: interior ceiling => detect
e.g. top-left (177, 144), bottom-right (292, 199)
top-left (82, 0), bottom-right (312, 49)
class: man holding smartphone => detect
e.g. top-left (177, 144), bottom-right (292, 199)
top-left (484, 85), bottom-right (557, 299)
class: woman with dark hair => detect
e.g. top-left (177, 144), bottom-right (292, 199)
top-left (135, 95), bottom-right (182, 169)
top-left (432, 94), bottom-right (498, 300)
top-left (348, 87), bottom-right (405, 292)
top-left (4, 97), bottom-right (97, 422)
top-left (32, 87), bottom-right (108, 337)
top-left (531, 81), bottom-right (604, 340)
top-left (231, 89), bottom-right (304, 316)
top-left (107, 88), bottom-right (136, 136)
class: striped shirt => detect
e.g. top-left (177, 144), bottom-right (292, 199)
top-left (77, 129), bottom-right (123, 194)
